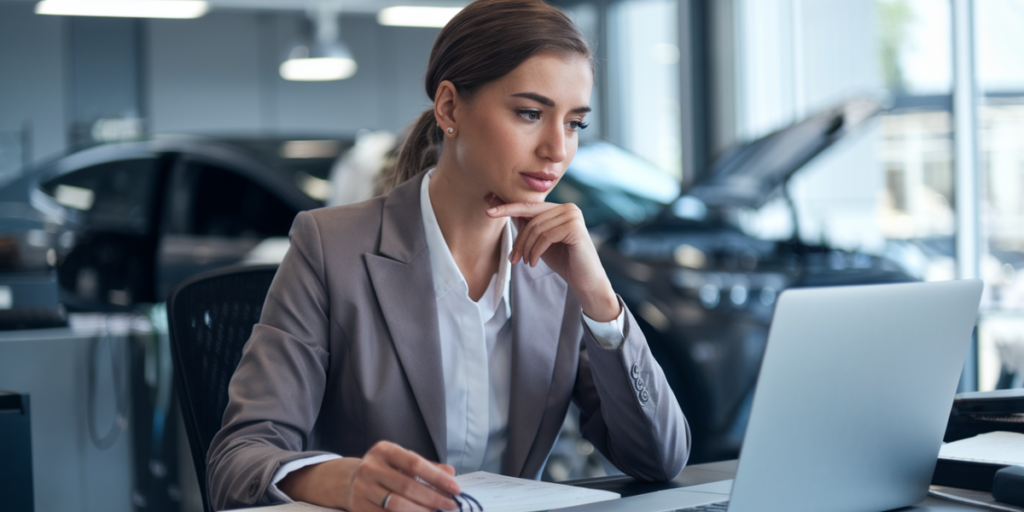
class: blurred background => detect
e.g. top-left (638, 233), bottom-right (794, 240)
top-left (2, 0), bottom-right (1024, 511)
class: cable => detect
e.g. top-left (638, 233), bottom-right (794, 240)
top-left (87, 316), bottom-right (128, 451)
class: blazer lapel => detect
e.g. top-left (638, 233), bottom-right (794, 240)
top-left (365, 172), bottom-right (447, 463)
top-left (503, 261), bottom-right (567, 477)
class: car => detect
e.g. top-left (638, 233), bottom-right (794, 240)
top-left (0, 135), bottom-right (348, 326)
top-left (548, 97), bottom-right (918, 464)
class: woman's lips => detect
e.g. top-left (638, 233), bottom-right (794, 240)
top-left (520, 172), bottom-right (556, 192)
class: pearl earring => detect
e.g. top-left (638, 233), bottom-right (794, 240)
top-left (447, 127), bottom-right (454, 134)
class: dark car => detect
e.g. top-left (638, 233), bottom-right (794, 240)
top-left (549, 98), bottom-right (917, 464)
top-left (0, 136), bottom-right (348, 325)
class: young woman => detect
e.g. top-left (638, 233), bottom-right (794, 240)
top-left (206, 0), bottom-right (690, 510)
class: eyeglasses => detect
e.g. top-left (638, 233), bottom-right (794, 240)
top-left (447, 492), bottom-right (483, 512)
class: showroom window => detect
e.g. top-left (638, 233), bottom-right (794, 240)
top-left (607, 0), bottom-right (682, 179)
top-left (973, 0), bottom-right (1024, 391)
top-left (725, 0), bottom-right (1024, 392)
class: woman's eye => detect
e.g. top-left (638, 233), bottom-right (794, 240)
top-left (518, 109), bottom-right (542, 121)
top-left (567, 120), bottom-right (590, 131)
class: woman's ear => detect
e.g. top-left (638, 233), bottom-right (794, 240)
top-left (434, 80), bottom-right (459, 137)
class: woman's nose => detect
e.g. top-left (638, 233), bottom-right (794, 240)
top-left (537, 122), bottom-right (567, 163)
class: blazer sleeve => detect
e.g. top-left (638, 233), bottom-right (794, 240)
top-left (572, 296), bottom-right (691, 481)
top-left (206, 211), bottom-right (337, 510)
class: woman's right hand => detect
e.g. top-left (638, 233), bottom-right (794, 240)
top-left (278, 441), bottom-right (462, 512)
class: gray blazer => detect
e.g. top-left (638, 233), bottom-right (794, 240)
top-left (207, 171), bottom-right (691, 510)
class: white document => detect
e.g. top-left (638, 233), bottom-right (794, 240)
top-left (228, 472), bottom-right (619, 512)
top-left (453, 471), bottom-right (619, 512)
top-left (939, 431), bottom-right (1024, 466)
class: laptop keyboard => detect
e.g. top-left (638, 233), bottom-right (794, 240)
top-left (674, 502), bottom-right (729, 511)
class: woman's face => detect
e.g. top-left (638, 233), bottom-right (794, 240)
top-left (446, 52), bottom-right (593, 206)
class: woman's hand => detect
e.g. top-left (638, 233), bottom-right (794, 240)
top-left (486, 201), bottom-right (620, 322)
top-left (278, 441), bottom-right (460, 512)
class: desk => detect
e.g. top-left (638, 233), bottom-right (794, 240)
top-left (567, 460), bottom-right (996, 510)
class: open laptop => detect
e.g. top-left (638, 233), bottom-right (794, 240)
top-left (560, 279), bottom-right (984, 512)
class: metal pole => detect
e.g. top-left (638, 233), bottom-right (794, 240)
top-left (678, 0), bottom-right (708, 188)
top-left (952, 0), bottom-right (979, 392)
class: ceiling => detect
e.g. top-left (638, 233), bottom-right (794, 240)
top-left (2, 0), bottom-right (469, 16)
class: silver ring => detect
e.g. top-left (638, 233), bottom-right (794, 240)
top-left (382, 492), bottom-right (392, 510)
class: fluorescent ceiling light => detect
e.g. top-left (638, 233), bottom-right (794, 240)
top-left (377, 6), bottom-right (461, 28)
top-left (35, 0), bottom-right (209, 19)
top-left (280, 57), bottom-right (357, 81)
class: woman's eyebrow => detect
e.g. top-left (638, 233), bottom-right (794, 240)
top-left (512, 92), bottom-right (592, 114)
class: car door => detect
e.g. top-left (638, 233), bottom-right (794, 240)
top-left (155, 155), bottom-right (302, 301)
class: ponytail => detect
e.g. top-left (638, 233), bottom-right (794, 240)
top-left (382, 109), bottom-right (443, 193)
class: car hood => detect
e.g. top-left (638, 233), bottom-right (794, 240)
top-left (683, 97), bottom-right (881, 209)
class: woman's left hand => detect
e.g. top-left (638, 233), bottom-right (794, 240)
top-left (486, 201), bottom-right (621, 322)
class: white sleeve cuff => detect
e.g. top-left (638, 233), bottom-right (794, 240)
top-left (582, 305), bottom-right (626, 349)
top-left (269, 454), bottom-right (343, 503)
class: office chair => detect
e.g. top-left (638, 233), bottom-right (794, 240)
top-left (167, 264), bottom-right (279, 512)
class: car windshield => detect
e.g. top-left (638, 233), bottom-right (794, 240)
top-left (551, 142), bottom-right (681, 227)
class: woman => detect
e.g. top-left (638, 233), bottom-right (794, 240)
top-left (207, 0), bottom-right (690, 510)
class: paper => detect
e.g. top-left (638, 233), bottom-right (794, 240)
top-left (453, 471), bottom-right (619, 512)
top-left (227, 472), bottom-right (619, 512)
top-left (939, 431), bottom-right (1024, 466)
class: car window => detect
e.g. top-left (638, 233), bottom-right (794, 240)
top-left (551, 142), bottom-right (679, 227)
top-left (40, 159), bottom-right (157, 235)
top-left (181, 161), bottom-right (297, 238)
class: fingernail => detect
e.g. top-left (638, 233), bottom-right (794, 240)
top-left (487, 207), bottom-right (497, 214)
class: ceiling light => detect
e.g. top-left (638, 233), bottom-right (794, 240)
top-left (377, 6), bottom-right (461, 28)
top-left (280, 45), bottom-right (357, 81)
top-left (35, 0), bottom-right (208, 18)
top-left (281, 4), bottom-right (357, 81)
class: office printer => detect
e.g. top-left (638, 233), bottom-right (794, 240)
top-left (932, 388), bottom-right (1024, 491)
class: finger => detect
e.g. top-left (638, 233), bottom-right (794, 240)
top-left (487, 201), bottom-right (558, 219)
top-left (512, 207), bottom-right (570, 263)
top-left (365, 464), bottom-right (459, 512)
top-left (382, 445), bottom-right (461, 496)
top-left (529, 223), bottom-right (576, 267)
top-left (435, 463), bottom-right (456, 476)
top-left (378, 490), bottom-right (436, 512)
top-left (517, 211), bottom-right (574, 265)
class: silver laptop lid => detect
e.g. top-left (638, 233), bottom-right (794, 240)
top-left (728, 280), bottom-right (983, 512)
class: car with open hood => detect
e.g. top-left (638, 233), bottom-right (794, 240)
top-left (548, 97), bottom-right (916, 464)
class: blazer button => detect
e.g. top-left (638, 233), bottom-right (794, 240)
top-left (631, 363), bottom-right (640, 377)
top-left (640, 390), bottom-right (649, 403)
top-left (248, 477), bottom-right (260, 497)
top-left (634, 377), bottom-right (645, 391)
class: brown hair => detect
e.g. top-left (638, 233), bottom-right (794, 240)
top-left (381, 0), bottom-right (593, 192)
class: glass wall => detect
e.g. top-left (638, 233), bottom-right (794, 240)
top-left (975, 0), bottom-right (1024, 391)
top-left (726, 0), bottom-right (1024, 391)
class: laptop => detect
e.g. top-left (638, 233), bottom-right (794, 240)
top-left (560, 279), bottom-right (984, 512)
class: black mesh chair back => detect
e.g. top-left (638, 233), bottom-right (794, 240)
top-left (167, 264), bottom-right (279, 512)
